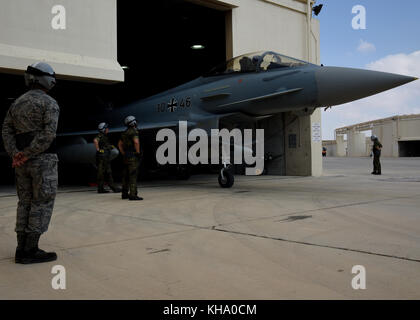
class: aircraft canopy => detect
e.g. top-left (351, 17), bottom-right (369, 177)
top-left (205, 51), bottom-right (308, 77)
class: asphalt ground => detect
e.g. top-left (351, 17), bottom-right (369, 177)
top-left (1, 157), bottom-right (420, 299)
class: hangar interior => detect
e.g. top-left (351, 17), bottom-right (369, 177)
top-left (116, 0), bottom-right (227, 104)
top-left (0, 0), bottom-right (229, 183)
top-left (0, 0), bottom-right (322, 184)
top-left (1, 0), bottom-right (228, 129)
top-left (399, 141), bottom-right (420, 157)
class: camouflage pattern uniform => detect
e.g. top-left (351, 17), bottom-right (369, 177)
top-left (373, 140), bottom-right (383, 174)
top-left (121, 127), bottom-right (140, 197)
top-left (94, 132), bottom-right (117, 191)
top-left (2, 89), bottom-right (59, 234)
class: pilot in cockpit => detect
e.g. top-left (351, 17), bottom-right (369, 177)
top-left (252, 55), bottom-right (261, 69)
top-left (239, 56), bottom-right (255, 72)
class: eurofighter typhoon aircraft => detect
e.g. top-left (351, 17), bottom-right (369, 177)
top-left (57, 51), bottom-right (417, 187)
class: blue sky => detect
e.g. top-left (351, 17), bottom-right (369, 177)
top-left (319, 0), bottom-right (420, 139)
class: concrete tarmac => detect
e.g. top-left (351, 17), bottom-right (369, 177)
top-left (1, 157), bottom-right (420, 299)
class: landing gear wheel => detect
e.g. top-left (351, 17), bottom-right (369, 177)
top-left (218, 169), bottom-right (234, 188)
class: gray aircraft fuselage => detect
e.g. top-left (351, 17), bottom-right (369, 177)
top-left (57, 51), bottom-right (417, 167)
top-left (101, 51), bottom-right (416, 131)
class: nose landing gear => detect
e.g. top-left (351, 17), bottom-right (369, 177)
top-left (218, 164), bottom-right (234, 188)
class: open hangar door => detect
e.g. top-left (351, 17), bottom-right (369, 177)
top-left (0, 0), bottom-right (228, 184)
top-left (399, 140), bottom-right (420, 157)
top-left (116, 0), bottom-right (229, 180)
top-left (59, 0), bottom-right (228, 183)
top-left (116, 0), bottom-right (227, 104)
top-left (55, 0), bottom-right (227, 132)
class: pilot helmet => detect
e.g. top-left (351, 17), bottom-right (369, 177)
top-left (371, 135), bottom-right (378, 141)
top-left (252, 55), bottom-right (261, 65)
top-left (98, 122), bottom-right (108, 133)
top-left (124, 115), bottom-right (137, 127)
top-left (24, 62), bottom-right (56, 91)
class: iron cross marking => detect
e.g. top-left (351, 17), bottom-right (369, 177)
top-left (167, 98), bottom-right (178, 112)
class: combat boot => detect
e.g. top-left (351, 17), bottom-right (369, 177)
top-left (122, 192), bottom-right (129, 199)
top-left (22, 233), bottom-right (57, 264)
top-left (15, 232), bottom-right (27, 264)
top-left (129, 195), bottom-right (143, 201)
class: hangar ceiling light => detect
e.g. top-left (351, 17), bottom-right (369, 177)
top-left (191, 45), bottom-right (205, 50)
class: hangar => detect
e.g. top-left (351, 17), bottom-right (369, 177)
top-left (0, 0), bottom-right (322, 183)
top-left (324, 114), bottom-right (420, 157)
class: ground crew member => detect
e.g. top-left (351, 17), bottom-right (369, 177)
top-left (118, 116), bottom-right (143, 200)
top-left (371, 135), bottom-right (383, 175)
top-left (93, 122), bottom-right (121, 193)
top-left (2, 62), bottom-right (59, 264)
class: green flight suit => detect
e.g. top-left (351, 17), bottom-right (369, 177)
top-left (373, 140), bottom-right (383, 174)
top-left (94, 133), bottom-right (116, 191)
top-left (120, 127), bottom-right (140, 197)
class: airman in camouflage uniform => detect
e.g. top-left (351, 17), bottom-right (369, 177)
top-left (2, 62), bottom-right (59, 264)
top-left (118, 116), bottom-right (143, 200)
top-left (94, 122), bottom-right (121, 193)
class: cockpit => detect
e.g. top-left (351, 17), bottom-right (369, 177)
top-left (204, 51), bottom-right (309, 77)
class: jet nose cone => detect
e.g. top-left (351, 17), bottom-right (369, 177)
top-left (316, 66), bottom-right (417, 107)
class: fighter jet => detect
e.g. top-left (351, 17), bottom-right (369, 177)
top-left (56, 50), bottom-right (417, 187)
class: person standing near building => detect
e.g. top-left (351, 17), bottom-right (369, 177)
top-left (371, 135), bottom-right (383, 175)
top-left (118, 116), bottom-right (143, 200)
top-left (94, 122), bottom-right (121, 193)
top-left (2, 62), bottom-right (59, 264)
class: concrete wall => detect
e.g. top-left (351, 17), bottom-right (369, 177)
top-left (398, 118), bottom-right (420, 140)
top-left (347, 131), bottom-right (367, 157)
top-left (326, 144), bottom-right (336, 157)
top-left (310, 109), bottom-right (322, 176)
top-left (0, 0), bottom-right (123, 82)
top-left (322, 141), bottom-right (338, 157)
top-left (259, 114), bottom-right (286, 175)
top-left (374, 122), bottom-right (394, 157)
top-left (285, 112), bottom-right (310, 175)
top-left (336, 135), bottom-right (347, 157)
top-left (228, 0), bottom-right (319, 62)
top-left (372, 121), bottom-right (397, 157)
top-left (365, 137), bottom-right (372, 156)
